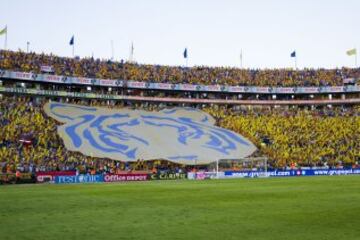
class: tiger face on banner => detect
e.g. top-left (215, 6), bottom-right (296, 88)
top-left (44, 102), bottom-right (256, 164)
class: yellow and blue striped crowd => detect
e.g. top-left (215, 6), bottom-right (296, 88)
top-left (0, 95), bottom-right (359, 174)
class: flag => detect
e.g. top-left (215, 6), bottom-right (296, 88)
top-left (129, 42), bottom-right (134, 62)
top-left (69, 36), bottom-right (74, 46)
top-left (0, 26), bottom-right (7, 36)
top-left (240, 50), bottom-right (243, 67)
top-left (346, 48), bottom-right (357, 56)
top-left (290, 51), bottom-right (296, 58)
top-left (183, 48), bottom-right (188, 58)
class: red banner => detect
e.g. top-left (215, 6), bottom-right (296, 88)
top-left (99, 79), bottom-right (117, 86)
top-left (179, 84), bottom-right (198, 91)
top-left (127, 81), bottom-right (146, 88)
top-left (76, 77), bottom-right (93, 85)
top-left (228, 86), bottom-right (245, 92)
top-left (13, 72), bottom-right (34, 80)
top-left (104, 173), bottom-right (148, 182)
top-left (43, 74), bottom-right (63, 83)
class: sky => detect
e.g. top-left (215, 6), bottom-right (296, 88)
top-left (0, 0), bottom-right (359, 69)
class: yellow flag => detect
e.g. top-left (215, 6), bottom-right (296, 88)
top-left (346, 48), bottom-right (357, 56)
top-left (0, 26), bottom-right (7, 35)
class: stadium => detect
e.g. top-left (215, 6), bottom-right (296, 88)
top-left (1, 1), bottom-right (360, 240)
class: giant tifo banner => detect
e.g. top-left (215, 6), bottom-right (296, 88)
top-left (44, 102), bottom-right (256, 164)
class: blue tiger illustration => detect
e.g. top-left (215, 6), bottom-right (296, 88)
top-left (44, 102), bottom-right (256, 164)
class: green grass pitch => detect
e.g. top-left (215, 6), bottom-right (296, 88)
top-left (0, 176), bottom-right (359, 240)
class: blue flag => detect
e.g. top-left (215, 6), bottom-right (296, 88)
top-left (69, 36), bottom-right (74, 46)
top-left (183, 48), bottom-right (188, 58)
top-left (290, 51), bottom-right (296, 57)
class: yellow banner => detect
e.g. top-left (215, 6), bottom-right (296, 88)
top-left (346, 48), bottom-right (357, 56)
top-left (0, 26), bottom-right (7, 35)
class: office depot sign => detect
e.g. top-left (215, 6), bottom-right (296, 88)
top-left (104, 173), bottom-right (148, 182)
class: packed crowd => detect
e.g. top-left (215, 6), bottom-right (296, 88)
top-left (1, 95), bottom-right (359, 175)
top-left (207, 106), bottom-right (360, 168)
top-left (1, 50), bottom-right (359, 87)
top-left (0, 96), bottom-right (187, 175)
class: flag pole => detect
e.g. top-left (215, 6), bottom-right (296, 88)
top-left (355, 49), bottom-right (358, 68)
top-left (132, 42), bottom-right (134, 62)
top-left (129, 41), bottom-right (134, 62)
top-left (183, 47), bottom-right (188, 67)
top-left (72, 43), bottom-right (74, 57)
top-left (240, 49), bottom-right (243, 68)
top-left (295, 56), bottom-right (297, 69)
top-left (111, 40), bottom-right (114, 60)
top-left (4, 25), bottom-right (7, 50)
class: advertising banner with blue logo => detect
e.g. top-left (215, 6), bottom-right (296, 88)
top-left (55, 174), bottom-right (104, 184)
top-left (224, 168), bottom-right (360, 178)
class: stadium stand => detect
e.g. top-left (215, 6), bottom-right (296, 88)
top-left (0, 95), bottom-right (359, 175)
top-left (1, 49), bottom-right (359, 87)
top-left (0, 96), bottom-right (191, 174)
top-left (0, 50), bottom-right (360, 176)
top-left (207, 106), bottom-right (360, 168)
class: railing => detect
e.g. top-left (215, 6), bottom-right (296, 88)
top-left (1, 69), bottom-right (359, 94)
top-left (1, 87), bottom-right (360, 105)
